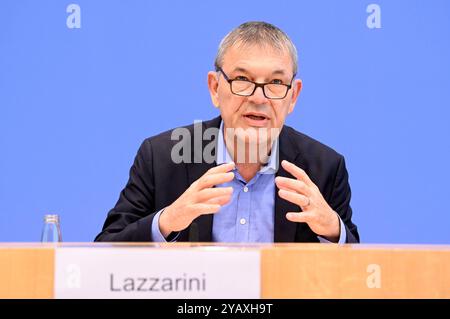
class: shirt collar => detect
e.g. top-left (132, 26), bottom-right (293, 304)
top-left (216, 120), bottom-right (278, 174)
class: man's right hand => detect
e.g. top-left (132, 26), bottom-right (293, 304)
top-left (158, 162), bottom-right (235, 238)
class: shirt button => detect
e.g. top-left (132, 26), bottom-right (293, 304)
top-left (240, 218), bottom-right (246, 225)
top-left (243, 186), bottom-right (249, 193)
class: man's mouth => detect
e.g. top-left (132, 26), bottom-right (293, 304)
top-left (245, 114), bottom-right (267, 121)
top-left (243, 112), bottom-right (269, 120)
top-left (242, 113), bottom-right (270, 127)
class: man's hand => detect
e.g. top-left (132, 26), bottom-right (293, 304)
top-left (159, 162), bottom-right (235, 238)
top-left (275, 160), bottom-right (340, 242)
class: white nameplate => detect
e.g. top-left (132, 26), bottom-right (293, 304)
top-left (54, 247), bottom-right (260, 299)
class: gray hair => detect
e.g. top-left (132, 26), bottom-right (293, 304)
top-left (214, 21), bottom-right (298, 75)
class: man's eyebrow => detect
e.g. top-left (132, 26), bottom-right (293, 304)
top-left (271, 69), bottom-right (287, 76)
top-left (231, 67), bottom-right (289, 77)
top-left (231, 67), bottom-right (251, 74)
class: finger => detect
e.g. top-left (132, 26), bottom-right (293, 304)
top-left (286, 212), bottom-right (315, 223)
top-left (190, 203), bottom-right (222, 216)
top-left (278, 189), bottom-right (310, 208)
top-left (275, 176), bottom-right (311, 196)
top-left (206, 194), bottom-right (233, 206)
top-left (204, 162), bottom-right (235, 176)
top-left (197, 172), bottom-right (235, 189)
top-left (197, 187), bottom-right (233, 203)
top-left (281, 160), bottom-right (315, 187)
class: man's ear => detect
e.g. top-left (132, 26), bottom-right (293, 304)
top-left (207, 71), bottom-right (220, 108)
top-left (288, 79), bottom-right (302, 114)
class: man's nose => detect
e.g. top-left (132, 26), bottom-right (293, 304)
top-left (247, 86), bottom-right (269, 104)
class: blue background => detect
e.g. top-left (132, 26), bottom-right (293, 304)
top-left (1, 0), bottom-right (449, 243)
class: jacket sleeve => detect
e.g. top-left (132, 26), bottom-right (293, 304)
top-left (329, 156), bottom-right (360, 243)
top-left (94, 139), bottom-right (158, 242)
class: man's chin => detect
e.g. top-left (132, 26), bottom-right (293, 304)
top-left (226, 126), bottom-right (278, 146)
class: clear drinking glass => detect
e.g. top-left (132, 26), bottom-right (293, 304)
top-left (41, 214), bottom-right (62, 242)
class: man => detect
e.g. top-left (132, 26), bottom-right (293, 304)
top-left (95, 21), bottom-right (359, 243)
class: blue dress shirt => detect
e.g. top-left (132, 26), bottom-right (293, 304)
top-left (151, 121), bottom-right (346, 243)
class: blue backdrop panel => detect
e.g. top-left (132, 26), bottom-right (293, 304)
top-left (1, 0), bottom-right (449, 243)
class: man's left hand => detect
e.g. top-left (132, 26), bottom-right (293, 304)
top-left (275, 160), bottom-right (340, 242)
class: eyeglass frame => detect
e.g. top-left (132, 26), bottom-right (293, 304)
top-left (217, 67), bottom-right (296, 100)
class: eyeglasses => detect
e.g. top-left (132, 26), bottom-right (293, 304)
top-left (217, 67), bottom-right (295, 100)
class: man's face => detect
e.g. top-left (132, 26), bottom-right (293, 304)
top-left (208, 43), bottom-right (302, 141)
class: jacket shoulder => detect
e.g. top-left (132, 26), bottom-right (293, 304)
top-left (282, 125), bottom-right (344, 162)
top-left (141, 117), bottom-right (221, 149)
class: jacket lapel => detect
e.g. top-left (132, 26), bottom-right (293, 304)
top-left (185, 116), bottom-right (221, 242)
top-left (187, 161), bottom-right (216, 242)
top-left (274, 126), bottom-right (301, 242)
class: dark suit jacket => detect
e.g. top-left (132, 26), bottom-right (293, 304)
top-left (95, 116), bottom-right (359, 243)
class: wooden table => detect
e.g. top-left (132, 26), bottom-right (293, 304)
top-left (1, 243), bottom-right (449, 298)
